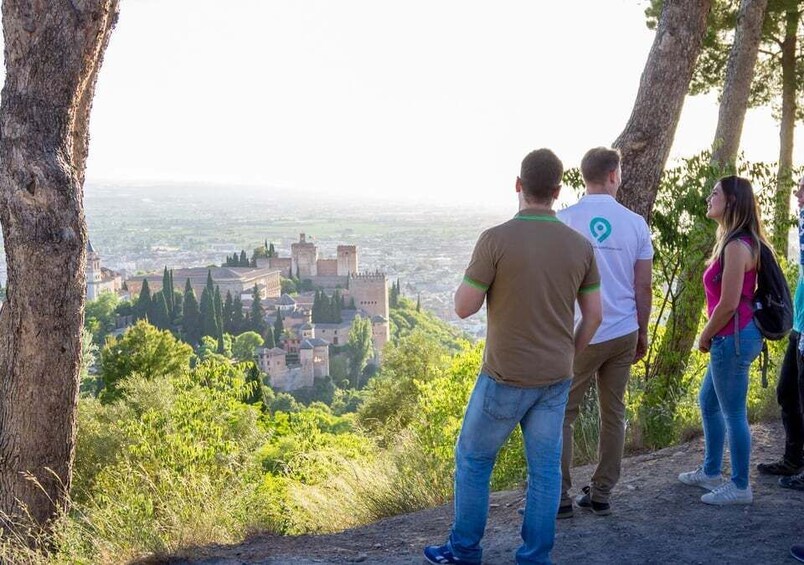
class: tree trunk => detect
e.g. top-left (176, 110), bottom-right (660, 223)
top-left (0, 0), bottom-right (120, 539)
top-left (643, 0), bottom-right (769, 446)
top-left (770, 3), bottom-right (800, 256)
top-left (614, 0), bottom-right (712, 221)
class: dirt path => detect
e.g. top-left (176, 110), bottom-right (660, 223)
top-left (157, 421), bottom-right (803, 565)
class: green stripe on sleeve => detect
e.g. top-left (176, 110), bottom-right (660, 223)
top-left (578, 283), bottom-right (600, 294)
top-left (463, 276), bottom-right (490, 291)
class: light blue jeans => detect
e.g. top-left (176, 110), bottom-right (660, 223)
top-left (700, 320), bottom-right (763, 489)
top-left (447, 373), bottom-right (571, 565)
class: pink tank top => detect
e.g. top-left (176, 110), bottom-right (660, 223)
top-left (703, 238), bottom-right (757, 337)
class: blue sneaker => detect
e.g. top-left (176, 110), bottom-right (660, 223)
top-left (423, 544), bottom-right (477, 564)
top-left (792, 544), bottom-right (804, 563)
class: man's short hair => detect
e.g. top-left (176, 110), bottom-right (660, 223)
top-left (519, 149), bottom-right (563, 203)
top-left (581, 147), bottom-right (621, 185)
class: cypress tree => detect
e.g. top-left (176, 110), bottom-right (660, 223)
top-left (416, 293), bottom-right (421, 312)
top-left (206, 270), bottom-right (215, 294)
top-left (268, 242), bottom-right (275, 258)
top-left (135, 279), bottom-right (152, 321)
top-left (240, 250), bottom-right (248, 267)
top-left (161, 267), bottom-right (174, 317)
top-left (214, 285), bottom-right (224, 333)
top-left (217, 327), bottom-right (226, 355)
top-left (169, 269), bottom-right (176, 315)
top-left (172, 289), bottom-right (183, 321)
top-left (232, 294), bottom-right (245, 334)
top-left (152, 292), bottom-right (170, 330)
top-left (274, 309), bottom-right (284, 341)
top-left (312, 290), bottom-right (321, 323)
top-left (223, 291), bottom-right (234, 334)
top-left (333, 290), bottom-right (342, 322)
top-left (200, 287), bottom-right (219, 339)
top-left (251, 284), bottom-right (267, 335)
top-left (182, 279), bottom-right (201, 345)
top-left (264, 326), bottom-right (276, 349)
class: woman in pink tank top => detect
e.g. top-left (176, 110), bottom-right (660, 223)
top-left (678, 176), bottom-right (768, 506)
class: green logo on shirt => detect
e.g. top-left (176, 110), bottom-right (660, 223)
top-left (590, 217), bottom-right (612, 243)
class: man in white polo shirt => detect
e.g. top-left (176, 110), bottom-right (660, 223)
top-left (556, 146), bottom-right (653, 518)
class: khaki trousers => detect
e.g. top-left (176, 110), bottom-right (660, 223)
top-left (561, 330), bottom-right (638, 504)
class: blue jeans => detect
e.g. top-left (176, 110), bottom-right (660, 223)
top-left (447, 373), bottom-right (571, 565)
top-left (700, 320), bottom-right (763, 489)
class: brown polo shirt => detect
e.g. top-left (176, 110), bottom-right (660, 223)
top-left (464, 208), bottom-right (600, 387)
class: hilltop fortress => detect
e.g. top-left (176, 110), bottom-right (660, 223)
top-left (87, 235), bottom-right (391, 393)
top-left (256, 233), bottom-right (358, 289)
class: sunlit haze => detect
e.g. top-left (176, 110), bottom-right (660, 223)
top-left (79, 1), bottom-right (804, 208)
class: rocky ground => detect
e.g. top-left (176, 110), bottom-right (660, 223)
top-left (147, 421), bottom-right (803, 565)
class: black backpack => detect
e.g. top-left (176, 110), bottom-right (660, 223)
top-left (751, 241), bottom-right (793, 340)
top-left (721, 233), bottom-right (793, 387)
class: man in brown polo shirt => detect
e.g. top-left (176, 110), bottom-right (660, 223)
top-left (424, 148), bottom-right (602, 565)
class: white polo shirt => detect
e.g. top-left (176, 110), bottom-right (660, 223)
top-left (558, 194), bottom-right (653, 344)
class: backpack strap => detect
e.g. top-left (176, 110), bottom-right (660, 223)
top-left (760, 341), bottom-right (769, 388)
top-left (718, 231), bottom-right (756, 358)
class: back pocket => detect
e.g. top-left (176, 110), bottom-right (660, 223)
top-left (482, 378), bottom-right (523, 420)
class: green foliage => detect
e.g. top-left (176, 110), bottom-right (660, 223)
top-left (290, 376), bottom-right (337, 406)
top-left (389, 296), bottom-right (466, 351)
top-left (79, 328), bottom-right (102, 397)
top-left (99, 320), bottom-right (194, 402)
top-left (233, 331), bottom-right (264, 362)
top-left (312, 290), bottom-right (343, 323)
top-left (346, 315), bottom-right (373, 388)
top-left (198, 334), bottom-right (233, 362)
top-left (358, 330), bottom-right (451, 442)
top-left (280, 276), bottom-right (298, 295)
top-left (69, 361), bottom-right (277, 561)
top-left (84, 292), bottom-right (121, 345)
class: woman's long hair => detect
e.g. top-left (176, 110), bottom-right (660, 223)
top-left (708, 175), bottom-right (771, 267)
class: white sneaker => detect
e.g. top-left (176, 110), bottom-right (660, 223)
top-left (700, 481), bottom-right (753, 505)
top-left (678, 467), bottom-right (723, 491)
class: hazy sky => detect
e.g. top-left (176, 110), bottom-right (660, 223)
top-left (84, 0), bottom-right (803, 206)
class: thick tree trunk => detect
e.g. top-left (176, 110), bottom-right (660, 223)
top-left (770, 4), bottom-right (800, 256)
top-left (644, 0), bottom-right (769, 445)
top-left (0, 0), bottom-right (119, 538)
top-left (614, 0), bottom-right (712, 221)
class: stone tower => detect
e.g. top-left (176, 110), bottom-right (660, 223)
top-left (371, 315), bottom-right (390, 363)
top-left (349, 271), bottom-right (389, 319)
top-left (291, 233), bottom-right (318, 278)
top-left (336, 245), bottom-right (358, 277)
top-left (86, 240), bottom-right (102, 300)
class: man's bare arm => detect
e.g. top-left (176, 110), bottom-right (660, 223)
top-left (575, 289), bottom-right (602, 355)
top-left (454, 281), bottom-right (486, 319)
